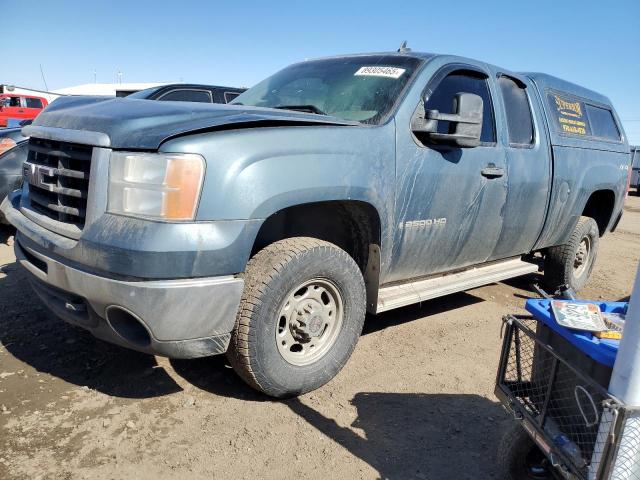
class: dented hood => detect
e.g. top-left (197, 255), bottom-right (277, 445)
top-left (27, 96), bottom-right (358, 149)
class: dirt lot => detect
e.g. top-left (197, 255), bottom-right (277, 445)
top-left (1, 196), bottom-right (639, 480)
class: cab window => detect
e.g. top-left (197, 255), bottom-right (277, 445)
top-left (425, 71), bottom-right (496, 143)
top-left (2, 96), bottom-right (22, 108)
top-left (158, 89), bottom-right (212, 103)
top-left (25, 98), bottom-right (44, 109)
top-left (498, 76), bottom-right (534, 146)
top-left (224, 91), bottom-right (241, 103)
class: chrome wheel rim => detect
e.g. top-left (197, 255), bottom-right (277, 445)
top-left (574, 236), bottom-right (591, 278)
top-left (275, 278), bottom-right (344, 366)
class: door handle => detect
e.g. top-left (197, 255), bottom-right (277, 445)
top-left (481, 164), bottom-right (504, 178)
top-left (18, 109), bottom-right (24, 113)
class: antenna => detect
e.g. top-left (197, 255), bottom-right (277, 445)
top-left (397, 41), bottom-right (411, 53)
top-left (93, 69), bottom-right (97, 83)
top-left (117, 70), bottom-right (123, 84)
top-left (39, 64), bottom-right (49, 91)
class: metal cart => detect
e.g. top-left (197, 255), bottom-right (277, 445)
top-left (495, 270), bottom-right (640, 479)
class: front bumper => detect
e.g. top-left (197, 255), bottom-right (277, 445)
top-left (3, 194), bottom-right (245, 359)
top-left (14, 237), bottom-right (244, 358)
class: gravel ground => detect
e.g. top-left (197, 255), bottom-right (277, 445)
top-left (1, 195), bottom-right (639, 480)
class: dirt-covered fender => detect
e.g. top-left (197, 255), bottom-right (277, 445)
top-left (160, 123), bottom-right (396, 269)
top-left (533, 147), bottom-right (628, 249)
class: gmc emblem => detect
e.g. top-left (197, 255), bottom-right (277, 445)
top-left (23, 162), bottom-right (56, 192)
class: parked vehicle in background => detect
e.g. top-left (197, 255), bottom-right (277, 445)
top-left (0, 94), bottom-right (48, 127)
top-left (631, 145), bottom-right (639, 194)
top-left (6, 119), bottom-right (33, 128)
top-left (0, 127), bottom-right (28, 155)
top-left (0, 128), bottom-right (29, 222)
top-left (1, 50), bottom-right (631, 397)
top-left (0, 139), bottom-right (27, 223)
top-left (126, 83), bottom-right (246, 103)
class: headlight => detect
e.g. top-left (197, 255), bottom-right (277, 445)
top-left (108, 151), bottom-right (205, 221)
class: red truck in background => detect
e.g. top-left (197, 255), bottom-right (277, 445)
top-left (0, 93), bottom-right (48, 127)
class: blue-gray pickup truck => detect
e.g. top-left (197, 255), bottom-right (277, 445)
top-left (1, 50), bottom-right (631, 397)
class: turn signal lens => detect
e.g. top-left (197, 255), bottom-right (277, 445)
top-left (108, 152), bottom-right (205, 220)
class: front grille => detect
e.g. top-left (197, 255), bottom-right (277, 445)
top-left (25, 137), bottom-right (92, 227)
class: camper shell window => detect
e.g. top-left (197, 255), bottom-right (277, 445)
top-left (546, 90), bottom-right (620, 142)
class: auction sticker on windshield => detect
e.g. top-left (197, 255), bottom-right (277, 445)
top-left (354, 66), bottom-right (406, 79)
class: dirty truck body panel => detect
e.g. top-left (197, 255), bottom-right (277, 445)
top-left (1, 51), bottom-right (629, 360)
top-left (526, 73), bottom-right (629, 249)
top-left (389, 57), bottom-right (555, 282)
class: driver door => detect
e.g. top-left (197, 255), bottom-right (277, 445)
top-left (388, 66), bottom-right (508, 283)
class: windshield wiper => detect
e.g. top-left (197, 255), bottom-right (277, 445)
top-left (272, 104), bottom-right (327, 115)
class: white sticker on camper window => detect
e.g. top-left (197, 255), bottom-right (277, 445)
top-left (354, 66), bottom-right (406, 79)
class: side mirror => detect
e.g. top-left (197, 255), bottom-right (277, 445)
top-left (412, 92), bottom-right (483, 148)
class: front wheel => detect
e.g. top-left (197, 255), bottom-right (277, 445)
top-left (227, 237), bottom-right (366, 398)
top-left (544, 216), bottom-right (599, 293)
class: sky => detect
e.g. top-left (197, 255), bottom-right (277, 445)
top-left (3, 0), bottom-right (640, 143)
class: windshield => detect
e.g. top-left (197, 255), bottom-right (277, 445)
top-left (231, 55), bottom-right (422, 124)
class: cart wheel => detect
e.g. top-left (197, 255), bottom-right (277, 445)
top-left (497, 423), bottom-right (557, 479)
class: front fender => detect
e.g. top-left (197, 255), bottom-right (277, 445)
top-left (163, 122), bottom-right (394, 221)
top-left (161, 124), bottom-right (396, 276)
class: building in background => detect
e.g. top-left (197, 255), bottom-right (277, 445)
top-left (0, 84), bottom-right (60, 103)
top-left (53, 82), bottom-right (168, 97)
top-left (1, 82), bottom-right (170, 102)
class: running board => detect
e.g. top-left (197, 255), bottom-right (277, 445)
top-left (376, 258), bottom-right (539, 313)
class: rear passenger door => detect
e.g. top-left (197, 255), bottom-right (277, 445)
top-left (488, 74), bottom-right (551, 259)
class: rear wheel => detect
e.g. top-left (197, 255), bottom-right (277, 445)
top-left (227, 237), bottom-right (366, 398)
top-left (544, 216), bottom-right (599, 293)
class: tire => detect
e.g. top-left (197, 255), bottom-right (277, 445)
top-left (497, 423), bottom-right (556, 479)
top-left (227, 237), bottom-right (366, 398)
top-left (544, 216), bottom-right (599, 293)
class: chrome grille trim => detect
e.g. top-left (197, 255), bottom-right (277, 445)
top-left (24, 137), bottom-right (92, 228)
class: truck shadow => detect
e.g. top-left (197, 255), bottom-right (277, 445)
top-left (170, 294), bottom-right (484, 397)
top-left (501, 273), bottom-right (545, 295)
top-left (284, 392), bottom-right (511, 479)
top-left (0, 259), bottom-right (182, 399)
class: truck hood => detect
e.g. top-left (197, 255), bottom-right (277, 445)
top-left (26, 96), bottom-right (359, 149)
